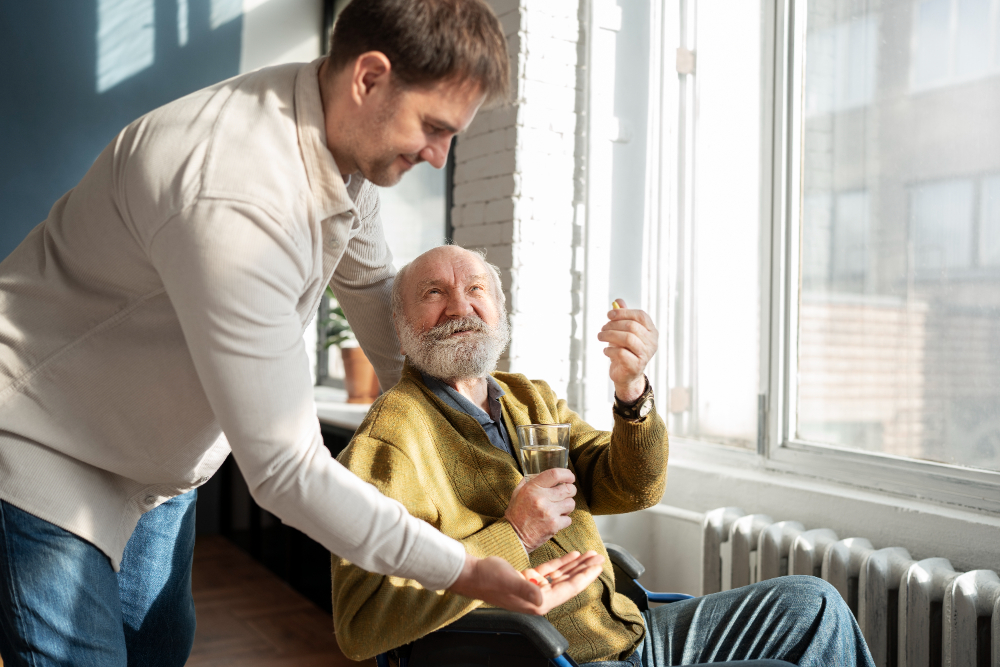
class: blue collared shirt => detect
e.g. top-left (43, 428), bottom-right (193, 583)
top-left (420, 372), bottom-right (515, 458)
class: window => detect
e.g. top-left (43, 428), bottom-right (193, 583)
top-left (585, 0), bottom-right (1000, 510)
top-left (983, 174), bottom-right (1000, 266)
top-left (669, 0), bottom-right (765, 449)
top-left (912, 0), bottom-right (1000, 89)
top-left (805, 12), bottom-right (877, 115)
top-left (911, 179), bottom-right (975, 273)
top-left (379, 162), bottom-right (450, 267)
top-left (797, 0), bottom-right (1000, 475)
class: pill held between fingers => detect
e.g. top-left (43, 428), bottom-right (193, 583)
top-left (612, 301), bottom-right (621, 310)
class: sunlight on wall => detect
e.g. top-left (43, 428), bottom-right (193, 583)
top-left (211, 0), bottom-right (244, 29)
top-left (96, 0), bottom-right (155, 93)
top-left (178, 0), bottom-right (189, 46)
top-left (97, 0), bottom-right (303, 93)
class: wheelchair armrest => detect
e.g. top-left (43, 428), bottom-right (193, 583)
top-left (604, 542), bottom-right (645, 580)
top-left (440, 608), bottom-right (570, 658)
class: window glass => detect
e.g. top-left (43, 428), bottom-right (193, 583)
top-left (980, 174), bottom-right (1000, 266)
top-left (798, 0), bottom-right (1000, 472)
top-left (912, 0), bottom-right (1000, 88)
top-left (668, 0), bottom-right (763, 448)
top-left (378, 161), bottom-right (449, 267)
top-left (911, 179), bottom-right (974, 273)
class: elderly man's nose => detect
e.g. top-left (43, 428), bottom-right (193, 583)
top-left (445, 292), bottom-right (473, 316)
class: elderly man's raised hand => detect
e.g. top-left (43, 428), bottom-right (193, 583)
top-left (448, 550), bottom-right (605, 615)
top-left (598, 299), bottom-right (658, 403)
top-left (504, 468), bottom-right (577, 552)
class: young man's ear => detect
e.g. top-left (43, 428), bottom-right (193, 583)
top-left (351, 52), bottom-right (393, 105)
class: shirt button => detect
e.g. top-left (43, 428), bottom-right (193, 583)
top-left (144, 495), bottom-right (156, 505)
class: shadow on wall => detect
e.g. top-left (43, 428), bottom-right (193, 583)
top-left (0, 0), bottom-right (243, 259)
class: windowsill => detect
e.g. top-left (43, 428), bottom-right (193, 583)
top-left (313, 385), bottom-right (372, 432)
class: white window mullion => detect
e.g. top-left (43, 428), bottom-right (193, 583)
top-left (773, 0), bottom-right (808, 458)
top-left (581, 0), bottom-right (622, 428)
top-left (643, 0), bottom-right (682, 408)
top-left (668, 0), bottom-right (698, 437)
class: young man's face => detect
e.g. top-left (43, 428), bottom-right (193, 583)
top-left (356, 78), bottom-right (485, 187)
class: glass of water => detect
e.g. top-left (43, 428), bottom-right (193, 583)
top-left (517, 423), bottom-right (570, 479)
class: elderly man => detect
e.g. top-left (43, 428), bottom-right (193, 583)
top-left (331, 245), bottom-right (875, 666)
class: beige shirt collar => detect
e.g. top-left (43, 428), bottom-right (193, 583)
top-left (295, 58), bottom-right (358, 219)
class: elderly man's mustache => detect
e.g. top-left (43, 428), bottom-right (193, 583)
top-left (424, 316), bottom-right (490, 341)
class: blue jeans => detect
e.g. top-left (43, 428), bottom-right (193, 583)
top-left (0, 491), bottom-right (198, 667)
top-left (584, 576), bottom-right (874, 667)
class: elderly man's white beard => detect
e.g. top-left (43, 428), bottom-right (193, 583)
top-left (398, 314), bottom-right (511, 382)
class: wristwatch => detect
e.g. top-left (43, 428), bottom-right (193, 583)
top-left (613, 376), bottom-right (654, 421)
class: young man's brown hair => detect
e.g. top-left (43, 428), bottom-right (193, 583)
top-left (328, 0), bottom-right (510, 106)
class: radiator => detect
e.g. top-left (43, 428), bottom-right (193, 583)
top-left (702, 507), bottom-right (1000, 667)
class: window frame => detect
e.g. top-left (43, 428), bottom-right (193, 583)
top-left (772, 0), bottom-right (1000, 513)
top-left (623, 0), bottom-right (1000, 516)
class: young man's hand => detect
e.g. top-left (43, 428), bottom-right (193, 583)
top-left (448, 550), bottom-right (604, 615)
top-left (598, 299), bottom-right (658, 403)
top-left (504, 468), bottom-right (577, 551)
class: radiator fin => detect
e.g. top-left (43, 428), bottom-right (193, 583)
top-left (700, 507), bottom-right (1000, 667)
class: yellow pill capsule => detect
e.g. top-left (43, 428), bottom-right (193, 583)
top-left (612, 301), bottom-right (621, 310)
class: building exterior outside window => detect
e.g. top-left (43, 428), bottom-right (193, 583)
top-left (798, 0), bottom-right (1000, 472)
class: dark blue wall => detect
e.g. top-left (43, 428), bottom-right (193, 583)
top-left (0, 2), bottom-right (243, 259)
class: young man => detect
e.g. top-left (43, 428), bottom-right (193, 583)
top-left (332, 245), bottom-right (876, 666)
top-left (0, 1), bottom-right (602, 665)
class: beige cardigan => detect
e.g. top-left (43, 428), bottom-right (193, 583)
top-left (332, 362), bottom-right (669, 663)
top-left (0, 59), bottom-right (465, 588)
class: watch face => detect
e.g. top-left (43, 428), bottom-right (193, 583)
top-left (638, 399), bottom-right (653, 418)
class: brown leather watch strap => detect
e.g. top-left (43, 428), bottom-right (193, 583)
top-left (613, 376), bottom-right (654, 421)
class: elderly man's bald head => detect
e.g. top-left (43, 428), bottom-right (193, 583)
top-left (391, 244), bottom-right (509, 381)
top-left (391, 245), bottom-right (506, 321)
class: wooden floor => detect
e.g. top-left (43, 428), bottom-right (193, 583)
top-left (188, 535), bottom-right (374, 667)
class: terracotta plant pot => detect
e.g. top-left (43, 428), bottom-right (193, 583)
top-left (340, 347), bottom-right (380, 404)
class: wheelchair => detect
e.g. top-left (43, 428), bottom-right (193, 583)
top-left (375, 544), bottom-right (796, 667)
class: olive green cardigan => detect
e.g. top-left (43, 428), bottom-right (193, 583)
top-left (331, 362), bottom-right (669, 663)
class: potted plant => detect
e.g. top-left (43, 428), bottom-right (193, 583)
top-left (322, 288), bottom-right (380, 403)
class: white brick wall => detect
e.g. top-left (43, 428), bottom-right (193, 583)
top-left (451, 0), bottom-right (582, 398)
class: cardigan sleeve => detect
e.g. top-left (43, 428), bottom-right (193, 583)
top-left (149, 201), bottom-right (465, 590)
top-left (332, 433), bottom-right (531, 660)
top-left (538, 381), bottom-right (669, 516)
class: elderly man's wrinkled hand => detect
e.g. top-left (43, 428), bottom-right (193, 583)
top-left (504, 468), bottom-right (577, 552)
top-left (598, 298), bottom-right (658, 403)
